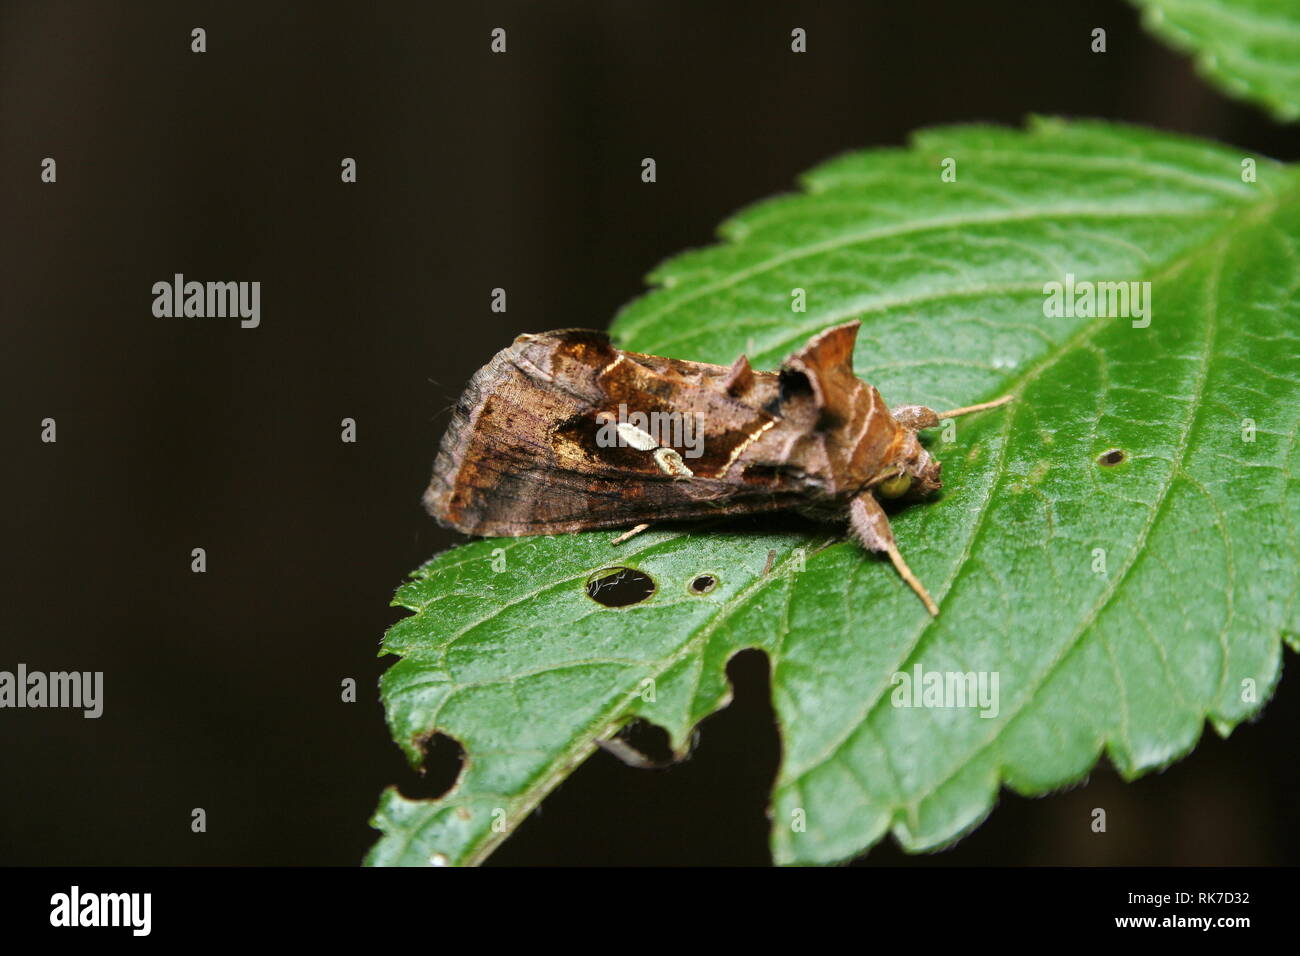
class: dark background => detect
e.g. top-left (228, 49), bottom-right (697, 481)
top-left (1, 0), bottom-right (1296, 866)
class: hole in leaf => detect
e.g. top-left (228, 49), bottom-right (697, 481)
top-left (598, 718), bottom-right (681, 769)
top-left (1098, 449), bottom-right (1126, 467)
top-left (404, 732), bottom-right (465, 800)
top-left (688, 574), bottom-right (718, 595)
top-left (586, 567), bottom-right (656, 607)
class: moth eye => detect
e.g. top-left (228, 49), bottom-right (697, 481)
top-left (585, 567), bottom-right (656, 607)
top-left (878, 473), bottom-right (913, 498)
top-left (688, 574), bottom-right (718, 595)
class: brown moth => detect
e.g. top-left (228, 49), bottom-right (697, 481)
top-left (425, 321), bottom-right (1010, 615)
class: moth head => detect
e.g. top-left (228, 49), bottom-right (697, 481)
top-left (877, 432), bottom-right (942, 501)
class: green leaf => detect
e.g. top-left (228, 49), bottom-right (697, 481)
top-left (1132, 0), bottom-right (1300, 121)
top-left (368, 119), bottom-right (1300, 866)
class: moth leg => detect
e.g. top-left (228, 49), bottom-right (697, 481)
top-left (893, 394), bottom-right (1013, 429)
top-left (611, 523), bottom-right (651, 545)
top-left (849, 493), bottom-right (939, 616)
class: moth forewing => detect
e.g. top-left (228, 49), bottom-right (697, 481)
top-left (424, 328), bottom-right (814, 536)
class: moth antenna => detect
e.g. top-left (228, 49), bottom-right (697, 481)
top-left (932, 394), bottom-right (1014, 420)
